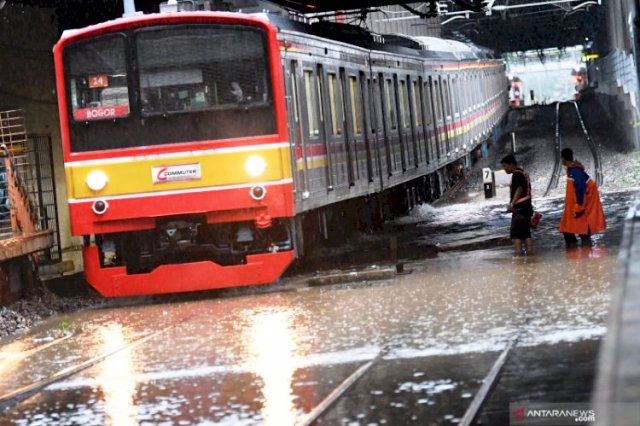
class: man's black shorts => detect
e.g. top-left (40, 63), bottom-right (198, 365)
top-left (510, 211), bottom-right (532, 240)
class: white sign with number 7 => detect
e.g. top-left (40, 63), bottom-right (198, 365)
top-left (482, 168), bottom-right (493, 184)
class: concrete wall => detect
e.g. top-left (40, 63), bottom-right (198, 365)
top-left (588, 0), bottom-right (640, 150)
top-left (0, 4), bottom-right (83, 274)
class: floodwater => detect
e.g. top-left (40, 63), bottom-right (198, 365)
top-left (0, 189), bottom-right (636, 425)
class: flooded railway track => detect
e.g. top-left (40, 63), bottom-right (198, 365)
top-left (544, 101), bottom-right (603, 197)
top-left (0, 316), bottom-right (194, 412)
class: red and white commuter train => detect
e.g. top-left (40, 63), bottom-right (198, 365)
top-left (54, 9), bottom-right (508, 296)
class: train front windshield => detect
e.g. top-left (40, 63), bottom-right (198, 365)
top-left (64, 24), bottom-right (275, 153)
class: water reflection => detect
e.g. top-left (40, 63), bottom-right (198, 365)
top-left (97, 323), bottom-right (139, 426)
top-left (246, 310), bottom-right (298, 426)
top-left (564, 246), bottom-right (609, 261)
top-left (0, 340), bottom-right (28, 386)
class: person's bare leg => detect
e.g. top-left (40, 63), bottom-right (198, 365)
top-left (525, 238), bottom-right (533, 255)
top-left (513, 239), bottom-right (522, 256)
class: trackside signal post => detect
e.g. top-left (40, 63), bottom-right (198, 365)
top-left (483, 167), bottom-right (496, 198)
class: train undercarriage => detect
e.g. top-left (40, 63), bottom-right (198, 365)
top-left (94, 217), bottom-right (294, 274)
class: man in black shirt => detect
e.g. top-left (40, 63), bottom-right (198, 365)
top-left (501, 155), bottom-right (534, 255)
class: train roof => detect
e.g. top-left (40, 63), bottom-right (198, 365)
top-left (263, 14), bottom-right (496, 61)
top-left (58, 11), bottom-right (497, 62)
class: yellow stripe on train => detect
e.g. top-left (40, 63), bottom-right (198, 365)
top-left (65, 147), bottom-right (292, 199)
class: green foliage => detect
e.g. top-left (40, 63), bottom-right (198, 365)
top-left (57, 319), bottom-right (70, 334)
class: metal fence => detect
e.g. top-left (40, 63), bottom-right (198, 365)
top-left (0, 109), bottom-right (61, 264)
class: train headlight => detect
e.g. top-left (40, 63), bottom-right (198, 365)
top-left (244, 155), bottom-right (267, 178)
top-left (86, 170), bottom-right (108, 192)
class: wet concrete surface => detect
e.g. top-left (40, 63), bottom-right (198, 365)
top-left (0, 189), bottom-right (637, 425)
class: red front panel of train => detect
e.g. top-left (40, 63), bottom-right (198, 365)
top-left (54, 13), bottom-right (295, 296)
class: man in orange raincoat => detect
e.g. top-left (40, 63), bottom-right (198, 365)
top-left (559, 148), bottom-right (606, 248)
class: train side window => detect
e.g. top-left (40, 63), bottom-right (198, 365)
top-left (468, 76), bottom-right (474, 110)
top-left (384, 79), bottom-right (397, 130)
top-left (328, 73), bottom-right (342, 135)
top-left (458, 77), bottom-right (465, 113)
top-left (317, 65), bottom-right (324, 124)
top-left (442, 79), bottom-right (451, 118)
top-left (433, 80), bottom-right (442, 121)
top-left (348, 76), bottom-right (363, 134)
top-left (290, 62), bottom-right (300, 124)
top-left (412, 80), bottom-right (422, 127)
top-left (452, 78), bottom-right (460, 117)
top-left (423, 81), bottom-right (433, 126)
top-left (462, 77), bottom-right (469, 112)
top-left (473, 74), bottom-right (480, 109)
top-left (399, 79), bottom-right (410, 129)
top-left (303, 70), bottom-right (319, 137)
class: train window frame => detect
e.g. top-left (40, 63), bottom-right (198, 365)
top-left (423, 80), bottom-right (433, 126)
top-left (303, 68), bottom-right (320, 138)
top-left (472, 75), bottom-right (478, 109)
top-left (316, 64), bottom-right (325, 125)
top-left (433, 80), bottom-right (443, 121)
top-left (289, 61), bottom-right (300, 125)
top-left (452, 77), bottom-right (461, 119)
top-left (412, 79), bottom-right (423, 127)
top-left (398, 78), bottom-right (410, 130)
top-left (134, 24), bottom-right (273, 118)
top-left (442, 78), bottom-right (451, 119)
top-left (348, 74), bottom-right (363, 135)
top-left (463, 76), bottom-right (470, 114)
top-left (63, 33), bottom-right (132, 123)
top-left (327, 72), bottom-right (343, 136)
top-left (384, 78), bottom-right (398, 131)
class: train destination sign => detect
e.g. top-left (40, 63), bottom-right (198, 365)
top-left (73, 105), bottom-right (129, 121)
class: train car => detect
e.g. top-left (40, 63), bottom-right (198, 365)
top-left (53, 10), bottom-right (508, 297)
top-left (510, 76), bottom-right (524, 107)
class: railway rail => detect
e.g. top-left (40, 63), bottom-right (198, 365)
top-left (0, 317), bottom-right (194, 413)
top-left (544, 101), bottom-right (603, 197)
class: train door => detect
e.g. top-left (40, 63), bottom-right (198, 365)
top-left (459, 75), bottom-right (468, 147)
top-left (300, 64), bottom-right (326, 195)
top-left (371, 74), bottom-right (389, 182)
top-left (456, 76), bottom-right (467, 151)
top-left (325, 69), bottom-right (349, 192)
top-left (360, 72), bottom-right (377, 184)
top-left (316, 64), bottom-right (336, 192)
top-left (382, 75), bottom-right (400, 173)
top-left (439, 75), bottom-right (452, 155)
top-left (462, 75), bottom-right (472, 146)
top-left (284, 60), bottom-right (307, 204)
top-left (471, 73), bottom-right (480, 142)
top-left (410, 77), bottom-right (424, 168)
top-left (431, 77), bottom-right (444, 160)
top-left (421, 78), bottom-right (434, 166)
top-left (339, 68), bottom-right (356, 186)
top-left (397, 75), bottom-right (415, 170)
top-left (481, 71), bottom-right (489, 135)
top-left (451, 77), bottom-right (461, 152)
top-left (380, 74), bottom-right (402, 176)
top-left (393, 75), bottom-right (408, 171)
